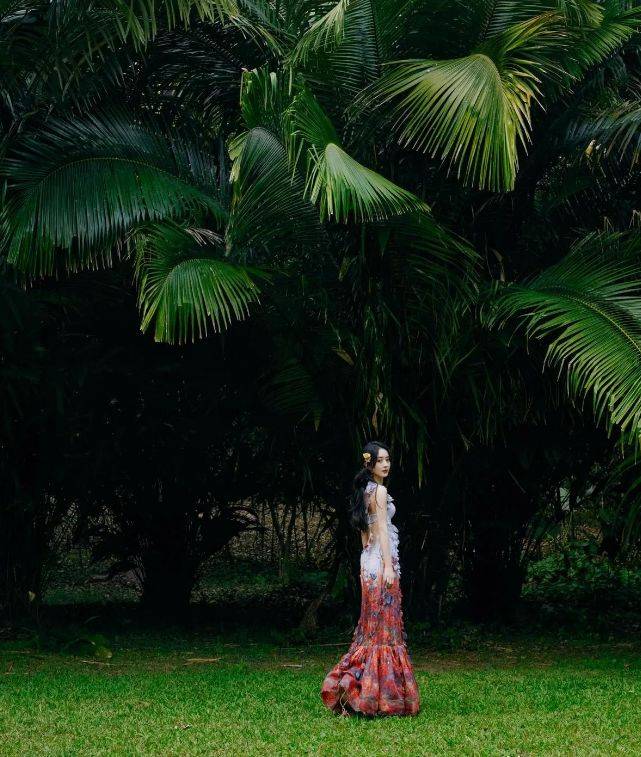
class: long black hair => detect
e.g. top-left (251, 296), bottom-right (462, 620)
top-left (347, 439), bottom-right (391, 532)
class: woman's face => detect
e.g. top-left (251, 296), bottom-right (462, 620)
top-left (372, 448), bottom-right (390, 479)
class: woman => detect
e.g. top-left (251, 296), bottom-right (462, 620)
top-left (320, 440), bottom-right (421, 716)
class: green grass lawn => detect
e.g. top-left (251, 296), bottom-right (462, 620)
top-left (1, 629), bottom-right (641, 755)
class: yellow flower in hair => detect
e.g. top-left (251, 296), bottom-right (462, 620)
top-left (362, 452), bottom-right (371, 463)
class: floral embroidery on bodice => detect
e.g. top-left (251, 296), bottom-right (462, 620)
top-left (362, 480), bottom-right (401, 578)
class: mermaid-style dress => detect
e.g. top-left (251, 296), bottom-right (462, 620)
top-left (320, 480), bottom-right (421, 716)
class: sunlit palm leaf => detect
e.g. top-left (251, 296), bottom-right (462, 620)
top-left (134, 221), bottom-right (270, 343)
top-left (306, 143), bottom-right (428, 222)
top-left (287, 89), bottom-right (427, 221)
top-left (359, 13), bottom-right (564, 190)
top-left (488, 231), bottom-right (641, 439)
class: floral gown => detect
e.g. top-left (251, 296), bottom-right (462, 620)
top-left (320, 480), bottom-right (421, 716)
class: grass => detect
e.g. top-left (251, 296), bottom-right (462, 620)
top-left (1, 627), bottom-right (641, 755)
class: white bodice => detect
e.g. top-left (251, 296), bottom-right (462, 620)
top-left (362, 480), bottom-right (401, 578)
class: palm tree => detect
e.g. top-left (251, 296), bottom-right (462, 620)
top-left (3, 0), bottom-right (641, 618)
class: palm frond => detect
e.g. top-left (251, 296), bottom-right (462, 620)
top-left (487, 231), bottom-right (641, 439)
top-left (289, 0), bottom-right (417, 93)
top-left (2, 110), bottom-right (225, 276)
top-left (477, 0), bottom-right (602, 38)
top-left (287, 89), bottom-right (427, 221)
top-left (134, 221), bottom-right (271, 343)
top-left (109, 0), bottom-right (238, 46)
top-left (228, 125), bottom-right (321, 251)
top-left (227, 0), bottom-right (292, 55)
top-left (566, 93), bottom-right (641, 166)
top-left (237, 66), bottom-right (296, 135)
top-left (357, 13), bottom-right (565, 191)
top-left (560, 0), bottom-right (641, 79)
top-left (139, 23), bottom-right (254, 137)
top-left (289, 0), bottom-right (349, 65)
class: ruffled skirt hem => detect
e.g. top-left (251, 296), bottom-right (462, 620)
top-left (320, 642), bottom-right (420, 716)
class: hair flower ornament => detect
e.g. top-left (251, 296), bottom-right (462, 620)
top-left (362, 452), bottom-right (371, 464)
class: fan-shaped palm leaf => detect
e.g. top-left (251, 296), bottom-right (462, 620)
top-left (289, 0), bottom-right (416, 93)
top-left (228, 125), bottom-right (321, 250)
top-left (487, 231), bottom-right (641, 439)
top-left (2, 110), bottom-right (225, 276)
top-left (358, 13), bottom-right (565, 191)
top-left (287, 89), bottom-right (427, 221)
top-left (134, 221), bottom-right (270, 343)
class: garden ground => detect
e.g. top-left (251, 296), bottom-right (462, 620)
top-left (1, 627), bottom-right (640, 755)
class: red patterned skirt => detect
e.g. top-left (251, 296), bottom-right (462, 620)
top-left (320, 559), bottom-right (421, 716)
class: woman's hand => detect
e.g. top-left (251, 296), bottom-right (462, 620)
top-left (383, 565), bottom-right (395, 588)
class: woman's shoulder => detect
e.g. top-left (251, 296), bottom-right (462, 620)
top-left (365, 480), bottom-right (387, 496)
